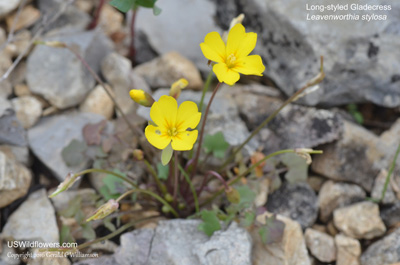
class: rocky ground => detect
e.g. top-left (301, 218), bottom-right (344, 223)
top-left (0, 0), bottom-right (400, 265)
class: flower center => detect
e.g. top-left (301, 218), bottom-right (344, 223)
top-left (226, 53), bottom-right (237, 68)
top-left (167, 127), bottom-right (178, 137)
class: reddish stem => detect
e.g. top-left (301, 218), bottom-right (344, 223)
top-left (129, 8), bottom-right (138, 65)
top-left (88, 0), bottom-right (106, 30)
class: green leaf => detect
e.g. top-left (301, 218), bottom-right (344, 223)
top-left (280, 153), bottom-right (308, 183)
top-left (161, 144), bottom-right (173, 165)
top-left (153, 5), bottom-right (162, 15)
top-left (198, 210), bottom-right (221, 236)
top-left (110, 0), bottom-right (135, 12)
top-left (157, 163), bottom-right (169, 180)
top-left (203, 132), bottom-right (229, 159)
top-left (61, 139), bottom-right (87, 167)
top-left (102, 170), bottom-right (127, 195)
top-left (135, 0), bottom-right (156, 8)
top-left (237, 185), bottom-right (257, 206)
top-left (103, 217), bottom-right (116, 232)
top-left (81, 223), bottom-right (96, 240)
top-left (60, 225), bottom-right (75, 244)
top-left (259, 214), bottom-right (285, 244)
top-left (99, 185), bottom-right (118, 200)
top-left (242, 212), bottom-right (256, 227)
top-left (60, 196), bottom-right (82, 218)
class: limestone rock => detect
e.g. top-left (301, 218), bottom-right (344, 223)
top-left (318, 180), bottom-right (366, 223)
top-left (380, 201), bottom-right (400, 228)
top-left (1, 189), bottom-right (59, 243)
top-left (305, 228), bottom-right (336, 263)
top-left (11, 96), bottom-right (42, 129)
top-left (27, 30), bottom-right (113, 109)
top-left (133, 52), bottom-right (203, 90)
top-left (101, 52), bottom-right (150, 116)
top-left (80, 85), bottom-right (115, 119)
top-left (0, 151), bottom-right (31, 207)
top-left (266, 182), bottom-right (318, 229)
top-left (0, 144), bottom-right (30, 166)
top-left (28, 112), bottom-right (113, 181)
top-left (6, 5), bottom-right (40, 31)
top-left (252, 213), bottom-right (311, 265)
top-left (335, 234), bottom-right (361, 265)
top-left (312, 121), bottom-right (387, 191)
top-left (371, 169), bottom-right (397, 204)
top-left (0, 0), bottom-right (20, 19)
top-left (333, 201), bottom-right (386, 240)
top-left (0, 109), bottom-right (27, 146)
top-left (361, 227), bottom-right (400, 265)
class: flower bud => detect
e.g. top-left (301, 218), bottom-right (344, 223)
top-left (225, 186), bottom-right (240, 204)
top-left (169, 78), bottom-right (189, 99)
top-left (86, 199), bottom-right (119, 222)
top-left (129, 89), bottom-right (155, 107)
top-left (294, 148), bottom-right (314, 165)
top-left (251, 151), bottom-right (266, 177)
top-left (132, 149), bottom-right (144, 161)
top-left (49, 173), bottom-right (80, 198)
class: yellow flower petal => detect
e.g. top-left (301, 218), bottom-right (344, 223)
top-left (145, 125), bottom-right (171, 150)
top-left (176, 101), bottom-right (201, 131)
top-left (236, 32), bottom-right (257, 58)
top-left (200, 32), bottom-right (226, 63)
top-left (234, 55), bottom-right (265, 76)
top-left (213, 63), bottom-right (240, 85)
top-left (171, 130), bottom-right (198, 151)
top-left (150, 95), bottom-right (177, 129)
top-left (226, 24), bottom-right (247, 57)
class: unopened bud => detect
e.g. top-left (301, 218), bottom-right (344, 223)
top-left (86, 199), bottom-right (119, 222)
top-left (132, 149), bottom-right (144, 161)
top-left (129, 89), bottom-right (155, 107)
top-left (164, 193), bottom-right (173, 202)
top-left (294, 148), bottom-right (314, 165)
top-left (229, 14), bottom-right (245, 30)
top-left (251, 151), bottom-right (266, 177)
top-left (169, 78), bottom-right (189, 99)
top-left (49, 173), bottom-right (80, 198)
top-left (225, 186), bottom-right (240, 204)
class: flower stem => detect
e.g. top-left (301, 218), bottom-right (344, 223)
top-left (191, 82), bottom-right (222, 178)
top-left (380, 142), bottom-right (400, 202)
top-left (76, 168), bottom-right (138, 188)
top-left (173, 151), bottom-right (179, 202)
top-left (87, 0), bottom-right (105, 29)
top-left (198, 71), bottom-right (214, 113)
top-left (219, 57), bottom-right (325, 171)
top-left (144, 159), bottom-right (167, 195)
top-left (77, 215), bottom-right (159, 250)
top-left (201, 149), bottom-right (323, 207)
top-left (116, 188), bottom-right (179, 217)
top-left (128, 8), bottom-right (138, 65)
top-left (178, 164), bottom-right (199, 213)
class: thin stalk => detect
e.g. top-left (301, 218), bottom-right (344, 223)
top-left (200, 149), bottom-right (323, 207)
top-left (178, 164), bottom-right (199, 213)
top-left (173, 151), bottom-right (179, 201)
top-left (77, 215), bottom-right (159, 250)
top-left (144, 159), bottom-right (166, 195)
top-left (65, 45), bottom-right (141, 136)
top-left (380, 142), bottom-right (400, 202)
top-left (219, 57), bottom-right (325, 170)
top-left (191, 82), bottom-right (222, 178)
top-left (77, 168), bottom-right (138, 188)
top-left (129, 8), bottom-right (138, 65)
top-left (87, 0), bottom-right (105, 29)
top-left (116, 188), bottom-right (179, 217)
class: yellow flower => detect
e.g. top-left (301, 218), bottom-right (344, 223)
top-left (169, 78), bottom-right (189, 99)
top-left (129, 89), bottom-right (155, 107)
top-left (200, 24), bottom-right (265, 85)
top-left (145, 95), bottom-right (201, 151)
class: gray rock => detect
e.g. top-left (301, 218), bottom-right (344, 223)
top-left (318, 180), bottom-right (366, 223)
top-left (266, 182), bottom-right (318, 229)
top-left (1, 189), bottom-right (59, 243)
top-left (133, 52), bottom-right (203, 90)
top-left (371, 169), bottom-right (397, 204)
top-left (0, 98), bottom-right (12, 117)
top-left (0, 0), bottom-right (20, 18)
top-left (27, 30), bottom-right (113, 109)
top-left (380, 201), bottom-right (400, 227)
top-left (361, 227), bottom-right (400, 265)
top-left (231, 85), bottom-right (343, 152)
top-left (74, 256), bottom-right (116, 265)
top-left (137, 87), bottom-right (259, 155)
top-left (252, 213), bottom-right (311, 265)
top-left (0, 144), bottom-right (30, 166)
top-left (0, 151), bottom-right (32, 207)
top-left (216, 0), bottom-right (400, 108)
top-left (114, 220), bottom-right (252, 265)
top-left (333, 201), bottom-right (386, 240)
top-left (49, 188), bottom-right (96, 213)
top-left (0, 242), bottom-right (19, 265)
top-left (305, 228), bottom-right (336, 263)
top-left (135, 0), bottom-right (220, 72)
top-left (312, 121), bottom-right (387, 191)
top-left (28, 112), bottom-right (113, 181)
top-left (0, 109), bottom-right (27, 147)
top-left (101, 52), bottom-right (150, 116)
top-left (37, 0), bottom-right (90, 32)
